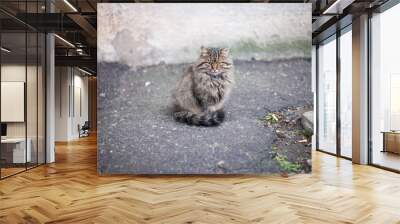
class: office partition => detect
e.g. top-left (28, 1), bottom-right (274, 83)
top-left (0, 1), bottom-right (47, 179)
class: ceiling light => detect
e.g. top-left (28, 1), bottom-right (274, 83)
top-left (78, 67), bottom-right (93, 76)
top-left (63, 0), bottom-right (78, 12)
top-left (1, 47), bottom-right (11, 53)
top-left (322, 0), bottom-right (354, 15)
top-left (54, 34), bottom-right (75, 48)
top-left (323, 0), bottom-right (341, 14)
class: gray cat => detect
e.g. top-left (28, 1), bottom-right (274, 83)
top-left (172, 47), bottom-right (235, 126)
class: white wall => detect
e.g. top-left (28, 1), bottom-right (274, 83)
top-left (55, 67), bottom-right (89, 141)
top-left (1, 64), bottom-right (25, 81)
top-left (1, 63), bottom-right (46, 164)
top-left (98, 4), bottom-right (311, 69)
top-left (55, 66), bottom-right (70, 141)
top-left (71, 73), bottom-right (89, 138)
top-left (1, 65), bottom-right (26, 140)
top-left (1, 65), bottom-right (40, 138)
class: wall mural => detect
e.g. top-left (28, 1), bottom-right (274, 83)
top-left (97, 3), bottom-right (313, 175)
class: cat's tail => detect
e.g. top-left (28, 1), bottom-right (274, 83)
top-left (173, 110), bottom-right (225, 126)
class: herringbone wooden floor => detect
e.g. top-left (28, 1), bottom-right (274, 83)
top-left (1, 135), bottom-right (400, 224)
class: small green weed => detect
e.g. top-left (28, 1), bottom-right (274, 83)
top-left (261, 113), bottom-right (279, 126)
top-left (274, 154), bottom-right (301, 173)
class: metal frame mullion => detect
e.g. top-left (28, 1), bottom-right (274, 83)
top-left (367, 11), bottom-right (373, 166)
top-left (44, 0), bottom-right (48, 165)
top-left (336, 27), bottom-right (341, 157)
top-left (36, 0), bottom-right (39, 168)
top-left (315, 44), bottom-right (320, 151)
top-left (25, 0), bottom-right (28, 171)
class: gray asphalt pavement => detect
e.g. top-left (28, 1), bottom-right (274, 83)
top-left (98, 58), bottom-right (312, 174)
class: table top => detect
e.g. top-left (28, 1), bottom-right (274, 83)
top-left (381, 131), bottom-right (400, 134)
top-left (1, 138), bottom-right (29, 143)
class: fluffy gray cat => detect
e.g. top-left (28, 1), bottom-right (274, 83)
top-left (172, 47), bottom-right (235, 126)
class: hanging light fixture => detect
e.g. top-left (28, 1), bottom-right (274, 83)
top-left (78, 67), bottom-right (93, 76)
top-left (54, 34), bottom-right (75, 48)
top-left (1, 47), bottom-right (11, 53)
top-left (63, 0), bottom-right (78, 12)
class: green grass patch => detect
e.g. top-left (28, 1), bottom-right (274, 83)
top-left (274, 153), bottom-right (301, 173)
top-left (260, 112), bottom-right (279, 126)
top-left (301, 129), bottom-right (313, 140)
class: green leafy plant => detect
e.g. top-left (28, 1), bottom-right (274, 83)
top-left (274, 154), bottom-right (301, 174)
top-left (261, 113), bottom-right (279, 126)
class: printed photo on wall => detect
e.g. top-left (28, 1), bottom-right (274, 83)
top-left (97, 3), bottom-right (313, 175)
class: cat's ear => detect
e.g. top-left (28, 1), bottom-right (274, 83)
top-left (200, 46), bottom-right (208, 56)
top-left (220, 48), bottom-right (230, 56)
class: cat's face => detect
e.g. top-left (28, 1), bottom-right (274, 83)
top-left (195, 47), bottom-right (233, 79)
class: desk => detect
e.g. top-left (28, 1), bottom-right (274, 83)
top-left (1, 138), bottom-right (31, 163)
top-left (382, 131), bottom-right (400, 154)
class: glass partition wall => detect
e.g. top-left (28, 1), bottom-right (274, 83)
top-left (316, 26), bottom-right (353, 159)
top-left (0, 31), bottom-right (27, 177)
top-left (370, 3), bottom-right (400, 171)
top-left (315, 0), bottom-right (400, 171)
top-left (0, 2), bottom-right (46, 179)
top-left (317, 35), bottom-right (337, 155)
top-left (339, 27), bottom-right (352, 159)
